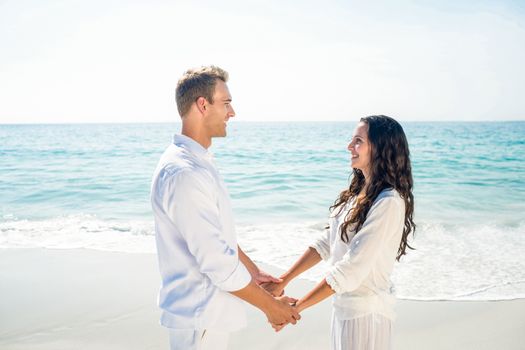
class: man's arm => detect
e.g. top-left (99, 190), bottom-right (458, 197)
top-left (165, 171), bottom-right (251, 291)
top-left (238, 245), bottom-right (282, 285)
top-left (164, 171), bottom-right (299, 327)
top-left (230, 279), bottom-right (301, 326)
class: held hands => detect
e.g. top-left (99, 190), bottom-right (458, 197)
top-left (271, 278), bottom-right (334, 331)
top-left (252, 267), bottom-right (299, 327)
top-left (260, 247), bottom-right (325, 332)
top-left (265, 295), bottom-right (300, 331)
top-left (261, 276), bottom-right (295, 331)
top-left (270, 300), bottom-right (304, 332)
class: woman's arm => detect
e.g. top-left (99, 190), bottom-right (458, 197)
top-left (272, 278), bottom-right (334, 332)
top-left (295, 278), bottom-right (334, 313)
top-left (262, 247), bottom-right (322, 297)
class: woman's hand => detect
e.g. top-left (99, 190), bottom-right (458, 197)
top-left (261, 280), bottom-right (286, 297)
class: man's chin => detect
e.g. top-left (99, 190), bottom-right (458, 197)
top-left (213, 130), bottom-right (227, 138)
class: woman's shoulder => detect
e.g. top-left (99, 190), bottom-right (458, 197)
top-left (374, 188), bottom-right (404, 208)
top-left (377, 187), bottom-right (400, 198)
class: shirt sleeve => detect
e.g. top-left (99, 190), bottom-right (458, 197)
top-left (325, 195), bottom-right (403, 294)
top-left (309, 228), bottom-right (331, 261)
top-left (163, 168), bottom-right (251, 292)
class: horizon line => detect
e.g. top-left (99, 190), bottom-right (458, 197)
top-left (1, 119), bottom-right (524, 125)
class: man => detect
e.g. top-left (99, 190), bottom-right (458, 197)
top-left (151, 65), bottom-right (300, 350)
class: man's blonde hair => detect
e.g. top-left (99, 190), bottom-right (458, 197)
top-left (175, 65), bottom-right (229, 117)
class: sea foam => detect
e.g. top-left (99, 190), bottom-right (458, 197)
top-left (2, 215), bottom-right (524, 301)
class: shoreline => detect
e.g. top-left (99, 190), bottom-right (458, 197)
top-left (1, 248), bottom-right (524, 349)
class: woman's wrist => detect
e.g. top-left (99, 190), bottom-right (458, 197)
top-left (294, 299), bottom-right (308, 313)
top-left (279, 272), bottom-right (294, 287)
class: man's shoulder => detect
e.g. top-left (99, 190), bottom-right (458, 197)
top-left (155, 146), bottom-right (214, 186)
top-left (163, 163), bottom-right (213, 185)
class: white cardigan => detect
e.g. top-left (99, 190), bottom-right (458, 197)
top-left (310, 189), bottom-right (405, 320)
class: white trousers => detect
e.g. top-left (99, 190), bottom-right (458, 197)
top-left (168, 329), bottom-right (229, 350)
top-left (331, 313), bottom-right (392, 350)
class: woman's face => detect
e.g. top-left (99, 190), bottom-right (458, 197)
top-left (348, 121), bottom-right (371, 175)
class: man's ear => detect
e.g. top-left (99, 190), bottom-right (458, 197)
top-left (196, 97), bottom-right (207, 115)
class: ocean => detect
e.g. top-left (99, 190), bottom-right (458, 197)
top-left (1, 121), bottom-right (524, 301)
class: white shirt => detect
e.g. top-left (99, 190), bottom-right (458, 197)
top-left (310, 189), bottom-right (405, 320)
top-left (151, 134), bottom-right (251, 331)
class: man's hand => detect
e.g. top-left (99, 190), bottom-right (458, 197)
top-left (237, 246), bottom-right (282, 285)
top-left (269, 296), bottom-right (298, 332)
top-left (264, 296), bottom-right (300, 328)
top-left (254, 270), bottom-right (282, 285)
top-left (271, 322), bottom-right (288, 332)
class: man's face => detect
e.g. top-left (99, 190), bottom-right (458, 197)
top-left (204, 80), bottom-right (235, 138)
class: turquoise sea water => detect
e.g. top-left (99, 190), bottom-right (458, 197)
top-left (1, 122), bottom-right (524, 300)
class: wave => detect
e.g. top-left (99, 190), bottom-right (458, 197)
top-left (0, 214), bottom-right (155, 253)
top-left (1, 215), bottom-right (524, 301)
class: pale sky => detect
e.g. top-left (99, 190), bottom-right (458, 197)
top-left (1, 0), bottom-right (524, 123)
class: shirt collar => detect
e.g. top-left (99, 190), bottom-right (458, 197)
top-left (173, 134), bottom-right (212, 159)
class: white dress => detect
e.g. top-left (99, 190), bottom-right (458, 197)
top-left (310, 189), bottom-right (405, 350)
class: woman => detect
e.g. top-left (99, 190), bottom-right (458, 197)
top-left (263, 115), bottom-right (416, 350)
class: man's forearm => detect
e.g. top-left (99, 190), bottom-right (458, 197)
top-left (238, 245), bottom-right (259, 275)
top-left (231, 279), bottom-right (273, 311)
top-left (230, 279), bottom-right (300, 326)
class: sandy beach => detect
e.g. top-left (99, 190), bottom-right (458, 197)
top-left (1, 248), bottom-right (523, 350)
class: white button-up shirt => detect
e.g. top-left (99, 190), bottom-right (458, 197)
top-left (310, 189), bottom-right (405, 320)
top-left (151, 134), bottom-right (251, 331)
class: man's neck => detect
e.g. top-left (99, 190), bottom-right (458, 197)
top-left (181, 123), bottom-right (211, 149)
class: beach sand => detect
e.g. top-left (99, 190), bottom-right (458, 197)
top-left (1, 248), bottom-right (523, 350)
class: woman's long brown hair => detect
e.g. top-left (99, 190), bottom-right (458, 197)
top-left (330, 115), bottom-right (416, 261)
